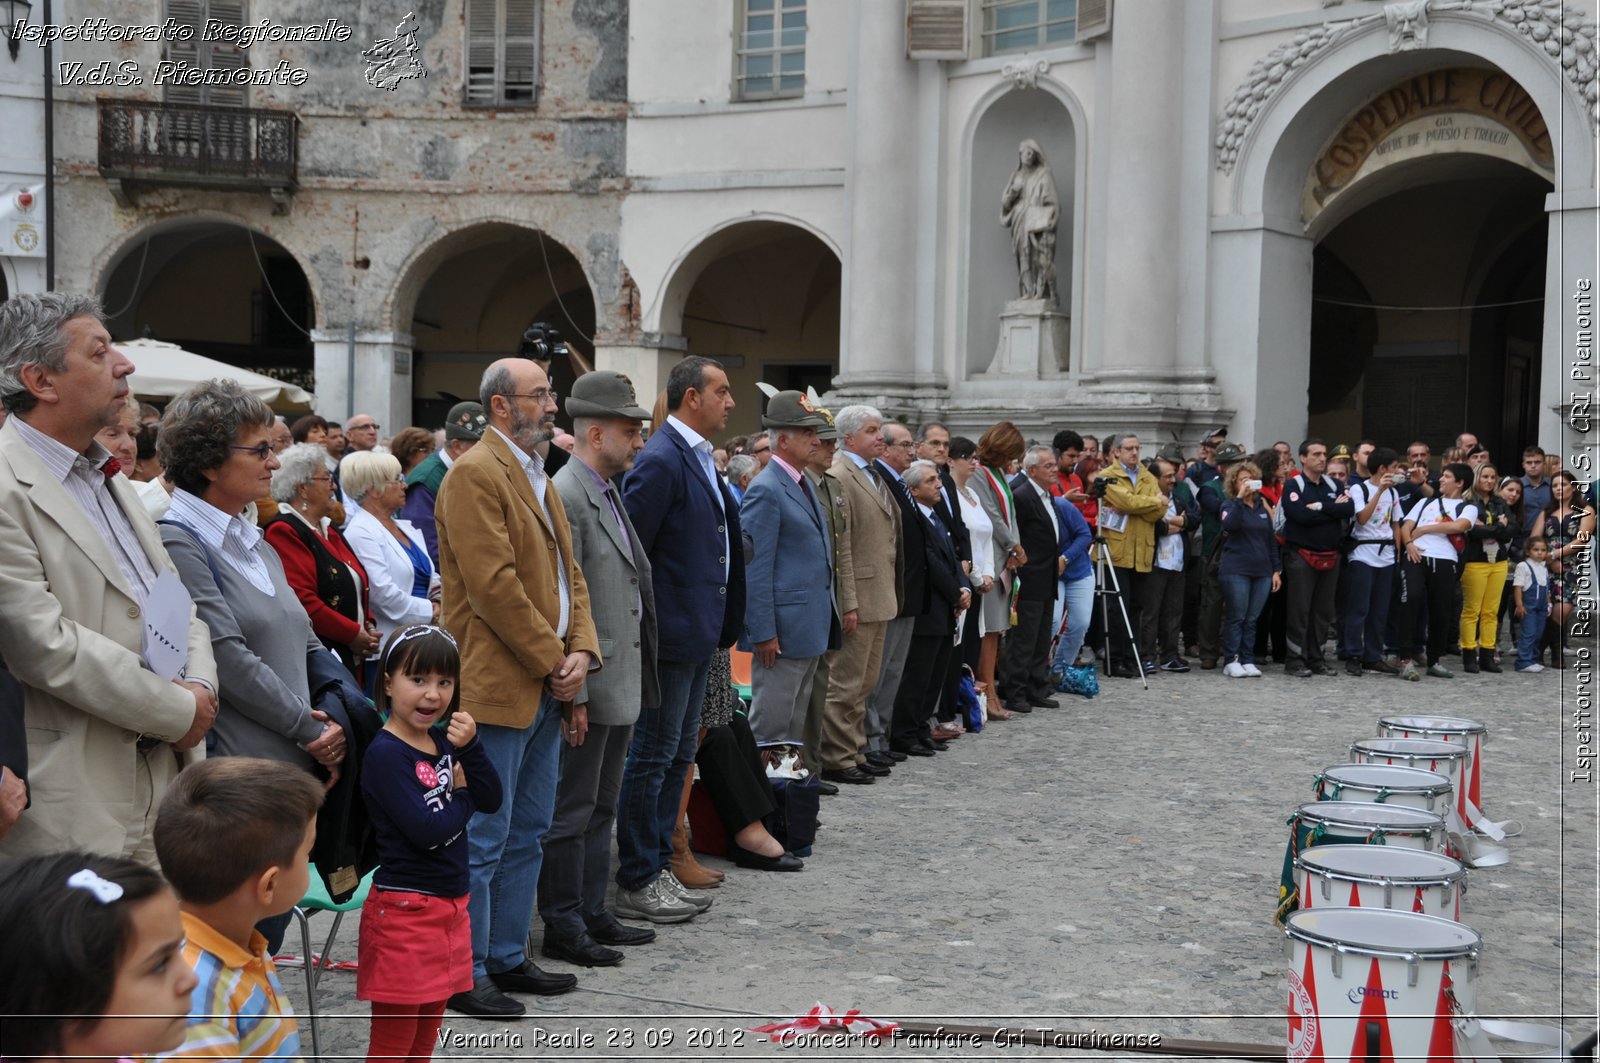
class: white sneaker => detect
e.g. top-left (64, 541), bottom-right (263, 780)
top-left (614, 878), bottom-right (697, 924)
top-left (660, 871), bottom-right (713, 912)
top-left (1224, 661), bottom-right (1247, 678)
top-left (1242, 662), bottom-right (1263, 678)
top-left (1516, 662), bottom-right (1545, 673)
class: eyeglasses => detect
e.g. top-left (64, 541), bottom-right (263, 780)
top-left (349, 422), bottom-right (379, 432)
top-left (506, 390), bottom-right (558, 406)
top-left (749, 443), bottom-right (771, 454)
top-left (309, 474), bottom-right (332, 484)
top-left (229, 442), bottom-right (275, 461)
top-left (890, 440), bottom-right (916, 450)
top-left (922, 440), bottom-right (949, 449)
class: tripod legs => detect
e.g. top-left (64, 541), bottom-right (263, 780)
top-left (1092, 540), bottom-right (1148, 689)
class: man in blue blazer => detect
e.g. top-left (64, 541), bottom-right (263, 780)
top-left (741, 391), bottom-right (841, 750)
top-left (618, 356), bottom-right (744, 922)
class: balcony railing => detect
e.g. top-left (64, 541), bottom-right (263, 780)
top-left (97, 98), bottom-right (298, 204)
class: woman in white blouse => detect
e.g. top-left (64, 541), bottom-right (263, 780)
top-left (949, 436), bottom-right (1004, 719)
top-left (339, 451), bottom-right (439, 694)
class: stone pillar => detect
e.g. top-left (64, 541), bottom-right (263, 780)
top-left (832, 0), bottom-right (921, 399)
top-left (312, 327), bottom-right (414, 436)
top-left (1094, 0), bottom-right (1183, 374)
top-left (593, 332), bottom-right (688, 415)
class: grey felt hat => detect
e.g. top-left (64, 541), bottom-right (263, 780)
top-left (444, 401), bottom-right (488, 441)
top-left (761, 390), bottom-right (828, 430)
top-left (565, 370), bottom-right (651, 420)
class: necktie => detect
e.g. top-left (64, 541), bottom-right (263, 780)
top-left (799, 474), bottom-right (821, 519)
top-left (101, 458), bottom-right (121, 480)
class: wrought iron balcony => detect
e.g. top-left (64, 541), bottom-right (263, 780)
top-left (97, 98), bottom-right (298, 210)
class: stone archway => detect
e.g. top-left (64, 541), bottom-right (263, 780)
top-left (1211, 4), bottom-right (1595, 449)
top-left (656, 218), bottom-right (840, 438)
top-left (98, 217), bottom-right (317, 392)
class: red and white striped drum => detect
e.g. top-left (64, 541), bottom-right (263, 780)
top-left (1295, 845), bottom-right (1467, 922)
top-left (1291, 801), bottom-right (1446, 852)
top-left (1314, 763), bottom-right (1453, 816)
top-left (1285, 908), bottom-right (1481, 1063)
top-left (1376, 715), bottom-right (1515, 843)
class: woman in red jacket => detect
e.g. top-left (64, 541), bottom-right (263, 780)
top-left (264, 443), bottom-right (381, 684)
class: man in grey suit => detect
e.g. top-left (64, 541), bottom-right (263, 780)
top-left (742, 392), bottom-right (840, 752)
top-left (542, 371), bottom-right (663, 966)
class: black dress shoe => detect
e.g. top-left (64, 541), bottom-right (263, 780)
top-left (542, 930), bottom-right (623, 968)
top-left (817, 779), bottom-right (840, 795)
top-left (864, 750), bottom-right (895, 768)
top-left (885, 750), bottom-right (908, 762)
top-left (489, 960), bottom-right (578, 996)
top-left (1308, 659), bottom-right (1334, 676)
top-left (927, 739), bottom-right (949, 752)
top-left (448, 978), bottom-right (526, 1017)
top-left (1027, 696), bottom-right (1060, 708)
top-left (728, 840), bottom-right (804, 871)
top-left (1005, 703), bottom-right (1034, 714)
top-left (893, 744), bottom-right (935, 757)
top-left (821, 766), bottom-right (875, 784)
top-left (1109, 662), bottom-right (1139, 679)
top-left (857, 760), bottom-right (890, 777)
top-left (587, 916), bottom-right (656, 946)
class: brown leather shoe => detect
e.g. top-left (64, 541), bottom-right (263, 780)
top-left (671, 819), bottom-right (724, 888)
top-left (1200, 658), bottom-right (1218, 670)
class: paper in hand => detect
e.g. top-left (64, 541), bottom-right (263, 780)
top-left (141, 570), bottom-right (192, 681)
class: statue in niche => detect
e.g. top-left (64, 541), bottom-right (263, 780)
top-left (1000, 138), bottom-right (1060, 306)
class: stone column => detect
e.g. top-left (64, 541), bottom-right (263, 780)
top-left (832, 0), bottom-right (921, 401)
top-left (312, 327), bottom-right (414, 436)
top-left (593, 332), bottom-right (688, 414)
top-left (1094, 0), bottom-right (1183, 374)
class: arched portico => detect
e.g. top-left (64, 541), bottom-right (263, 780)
top-left (1212, 9), bottom-right (1597, 451)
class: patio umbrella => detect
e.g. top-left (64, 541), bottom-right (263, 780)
top-left (115, 338), bottom-right (315, 413)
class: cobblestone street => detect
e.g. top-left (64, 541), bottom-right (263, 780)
top-left (294, 662), bottom-right (1595, 1061)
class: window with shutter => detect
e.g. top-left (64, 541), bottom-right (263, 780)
top-left (906, 0), bottom-right (969, 60)
top-left (1074, 0), bottom-right (1112, 41)
top-left (465, 0), bottom-right (540, 107)
top-left (735, 0), bottom-right (805, 101)
top-left (980, 0), bottom-right (1079, 56)
top-left (162, 0), bottom-right (249, 106)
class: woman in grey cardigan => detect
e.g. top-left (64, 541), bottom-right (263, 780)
top-left (156, 380), bottom-right (347, 780)
top-left (972, 421), bottom-right (1027, 719)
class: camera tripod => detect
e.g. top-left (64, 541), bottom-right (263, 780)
top-left (1090, 532), bottom-right (1149, 689)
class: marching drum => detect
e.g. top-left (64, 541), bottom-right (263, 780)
top-left (1278, 803), bottom-right (1446, 920)
top-left (1376, 715), bottom-right (1518, 843)
top-left (1290, 801), bottom-right (1446, 852)
top-left (1313, 763), bottom-right (1453, 816)
top-left (1295, 845), bottom-right (1467, 922)
top-left (1350, 737), bottom-right (1511, 867)
top-left (1284, 908), bottom-right (1480, 1063)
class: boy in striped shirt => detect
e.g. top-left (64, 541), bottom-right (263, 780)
top-left (151, 757), bottom-right (325, 1062)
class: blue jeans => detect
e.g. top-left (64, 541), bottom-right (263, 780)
top-left (1516, 604), bottom-right (1548, 668)
top-left (614, 657), bottom-right (708, 891)
top-left (1220, 574), bottom-right (1271, 664)
top-left (466, 696), bottom-right (562, 978)
top-left (1342, 560), bottom-right (1394, 664)
top-left (1050, 575), bottom-right (1096, 673)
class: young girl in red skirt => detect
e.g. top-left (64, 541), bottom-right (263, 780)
top-left (359, 625), bottom-right (502, 1062)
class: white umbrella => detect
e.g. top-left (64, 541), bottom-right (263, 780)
top-left (115, 337), bottom-right (315, 413)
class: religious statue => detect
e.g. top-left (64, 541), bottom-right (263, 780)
top-left (1000, 138), bottom-right (1060, 306)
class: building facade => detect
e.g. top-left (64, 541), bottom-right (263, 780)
top-left (7, 0), bottom-right (1597, 458)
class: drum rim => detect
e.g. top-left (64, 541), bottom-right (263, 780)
top-left (1351, 738), bottom-right (1467, 760)
top-left (1296, 801), bottom-right (1446, 833)
top-left (1295, 847), bottom-right (1467, 887)
top-left (1284, 909), bottom-right (1481, 957)
top-left (1377, 714), bottom-right (1487, 735)
top-left (1319, 764), bottom-right (1453, 795)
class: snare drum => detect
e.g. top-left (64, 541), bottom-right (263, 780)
top-left (1377, 715), bottom-right (1496, 831)
top-left (1350, 738), bottom-right (1474, 856)
top-left (1314, 763), bottom-right (1453, 815)
top-left (1279, 803), bottom-right (1446, 920)
top-left (1295, 845), bottom-right (1466, 922)
top-left (1285, 908), bottom-right (1480, 1063)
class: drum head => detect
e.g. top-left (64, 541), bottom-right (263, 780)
top-left (1321, 763), bottom-right (1452, 794)
top-left (1296, 801), bottom-right (1444, 833)
top-left (1379, 714), bottom-right (1487, 736)
top-left (1352, 737), bottom-right (1465, 760)
top-left (1285, 907), bottom-right (1480, 957)
top-left (1298, 844), bottom-right (1464, 882)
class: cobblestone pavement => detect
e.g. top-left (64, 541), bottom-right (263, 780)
top-left (290, 656), bottom-right (1596, 1061)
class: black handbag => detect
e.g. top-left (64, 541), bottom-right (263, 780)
top-left (764, 776), bottom-right (820, 858)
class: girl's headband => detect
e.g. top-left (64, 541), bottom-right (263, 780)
top-left (383, 624), bottom-right (458, 665)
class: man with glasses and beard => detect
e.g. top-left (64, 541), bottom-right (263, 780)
top-left (437, 358), bottom-right (600, 1017)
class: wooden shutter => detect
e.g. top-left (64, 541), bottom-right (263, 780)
top-left (163, 0), bottom-right (203, 105)
top-left (906, 0), bottom-right (968, 59)
top-left (162, 0), bottom-right (248, 106)
top-left (1075, 0), bottom-right (1112, 41)
top-left (465, 0), bottom-right (538, 106)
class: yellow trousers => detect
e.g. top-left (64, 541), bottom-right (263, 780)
top-left (1459, 560), bottom-right (1507, 650)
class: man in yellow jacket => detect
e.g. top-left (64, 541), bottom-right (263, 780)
top-left (1095, 434), bottom-right (1168, 677)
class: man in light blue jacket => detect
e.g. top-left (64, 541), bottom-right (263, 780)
top-left (741, 391), bottom-right (841, 751)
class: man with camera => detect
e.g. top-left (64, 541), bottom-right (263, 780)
top-left (1280, 439), bottom-right (1357, 678)
top-left (1096, 434), bottom-right (1167, 677)
top-left (1341, 447), bottom-right (1406, 675)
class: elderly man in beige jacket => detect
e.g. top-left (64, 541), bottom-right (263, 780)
top-left (0, 292), bottom-right (218, 864)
